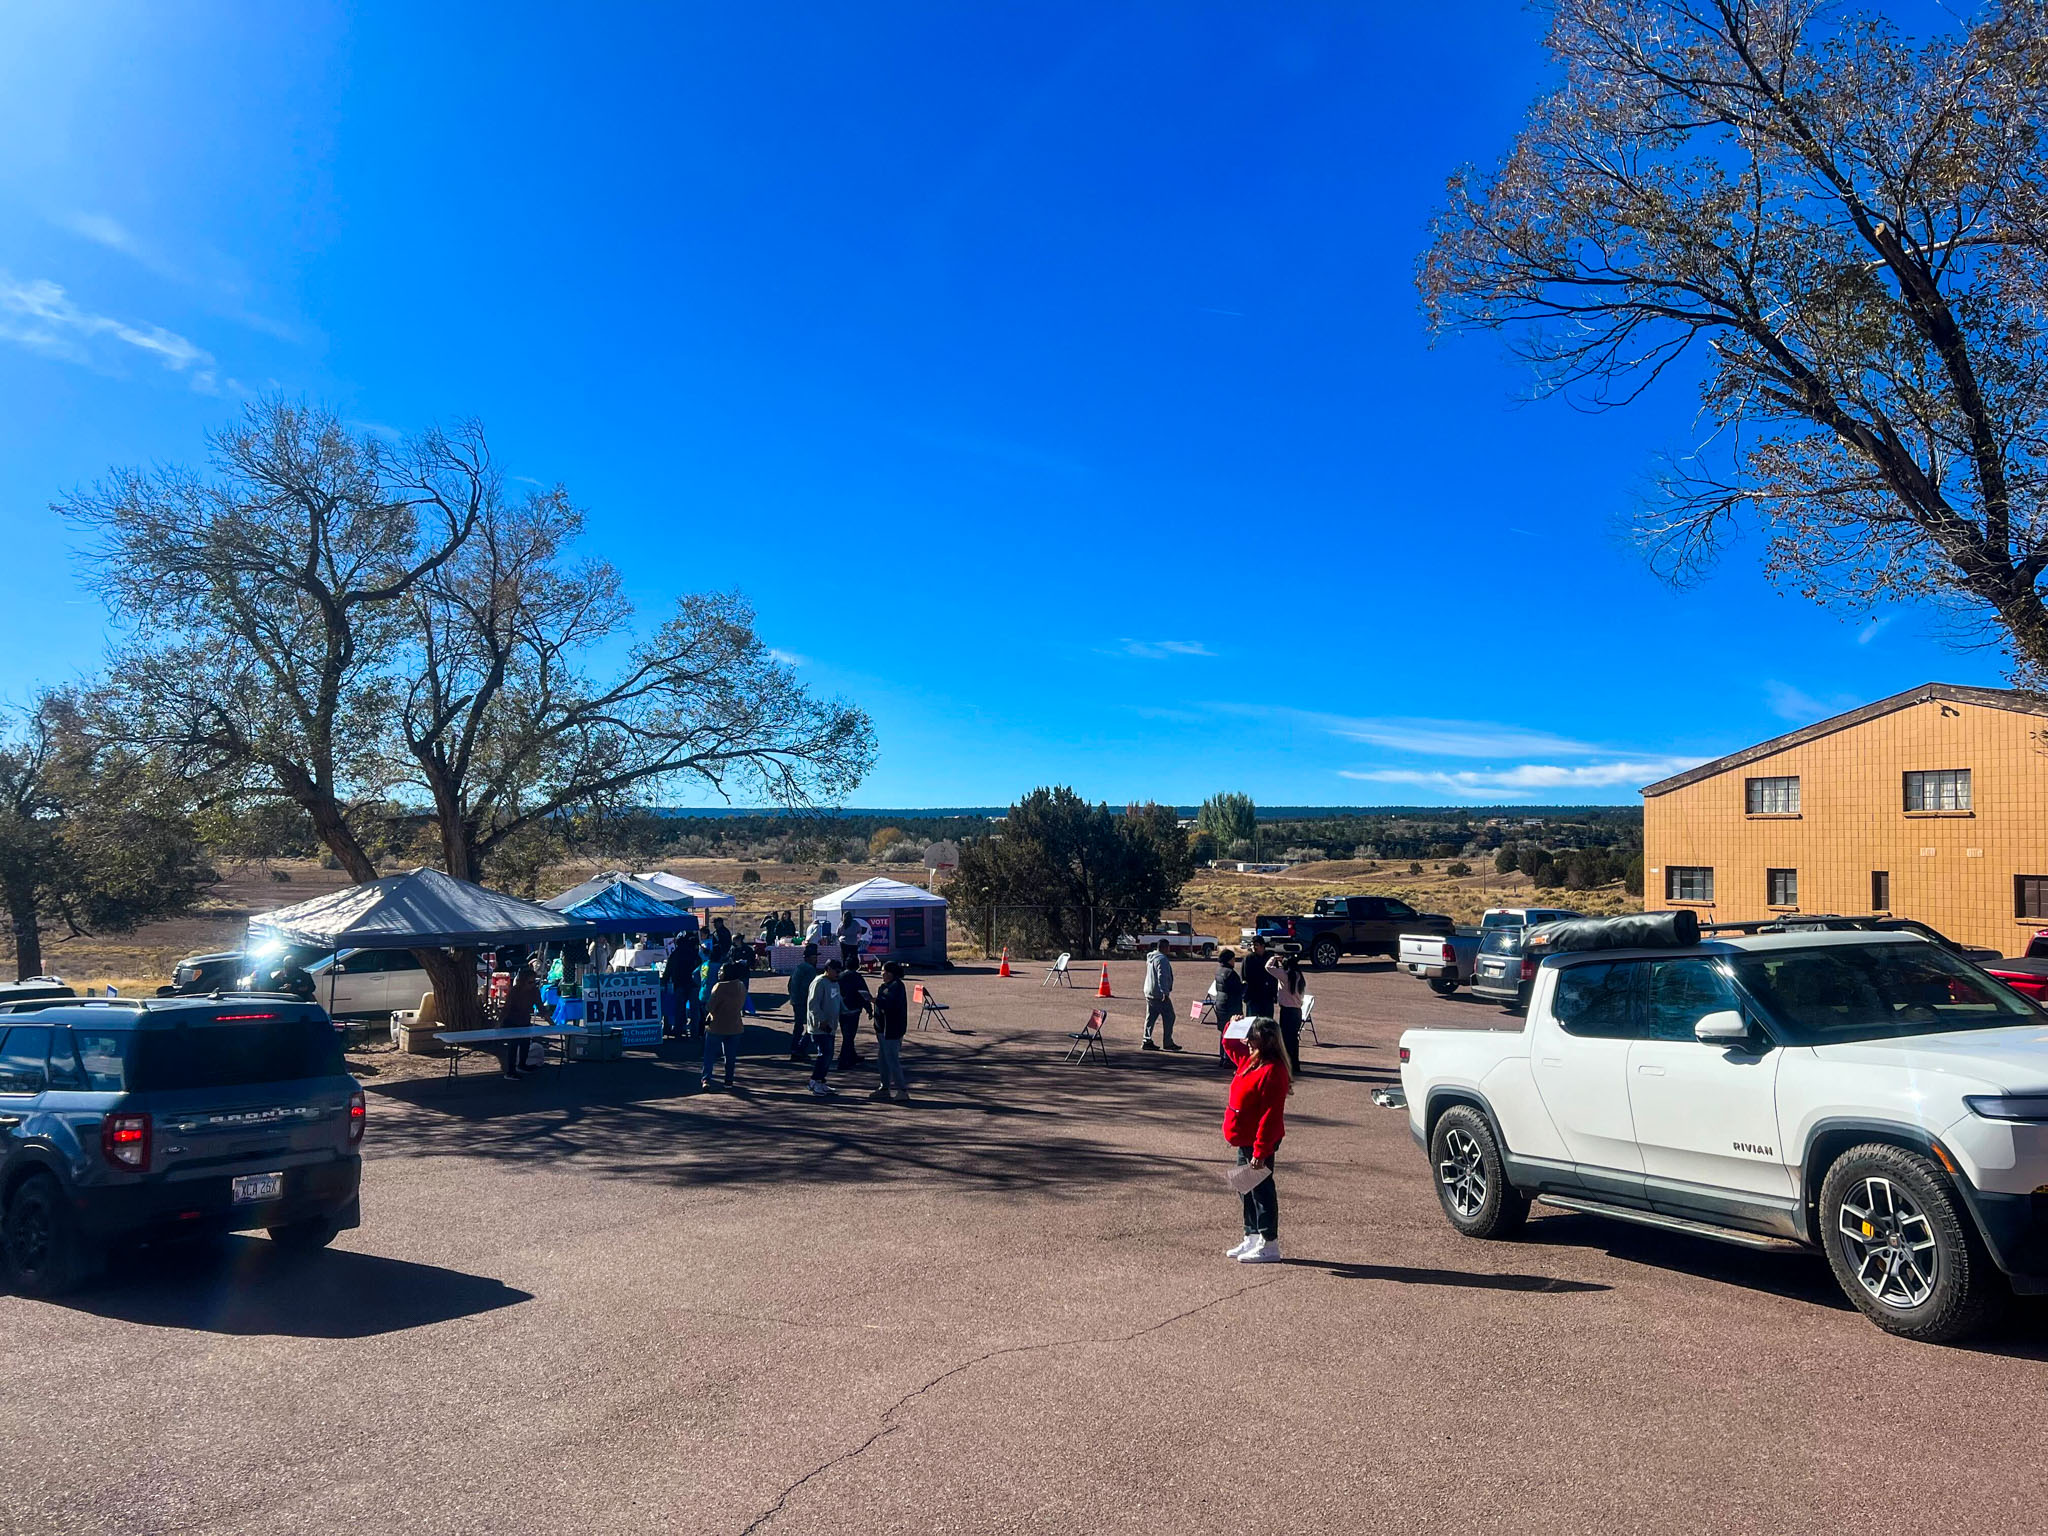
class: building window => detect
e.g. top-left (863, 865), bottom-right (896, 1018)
top-left (1871, 871), bottom-right (1890, 911)
top-left (2018, 876), bottom-right (2048, 922)
top-left (1666, 866), bottom-right (1714, 903)
top-left (1745, 776), bottom-right (1801, 815)
top-left (1904, 769), bottom-right (1971, 812)
top-left (1767, 868), bottom-right (1797, 907)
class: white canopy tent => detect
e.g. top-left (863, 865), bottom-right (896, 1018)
top-left (634, 872), bottom-right (737, 909)
top-left (812, 877), bottom-right (949, 967)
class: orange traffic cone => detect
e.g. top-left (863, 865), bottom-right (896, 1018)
top-left (1097, 962), bottom-right (1113, 998)
top-left (998, 948), bottom-right (1012, 978)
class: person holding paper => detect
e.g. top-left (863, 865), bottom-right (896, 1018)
top-left (1221, 1015), bottom-right (1290, 1263)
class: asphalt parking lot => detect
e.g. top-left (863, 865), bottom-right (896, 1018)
top-left (9, 959), bottom-right (2048, 1536)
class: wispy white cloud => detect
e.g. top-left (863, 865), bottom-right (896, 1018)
top-left (1223, 705), bottom-right (1609, 759)
top-left (0, 270), bottom-right (216, 391)
top-left (51, 211), bottom-right (302, 343)
top-left (56, 211), bottom-right (148, 262)
top-left (1764, 680), bottom-right (1859, 724)
top-left (1340, 758), bottom-right (1700, 798)
top-left (1119, 639), bottom-right (1214, 660)
top-left (1857, 614), bottom-right (1894, 645)
top-left (768, 648), bottom-right (809, 667)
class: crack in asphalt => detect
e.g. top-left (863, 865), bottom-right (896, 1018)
top-left (735, 1274), bottom-right (1284, 1534)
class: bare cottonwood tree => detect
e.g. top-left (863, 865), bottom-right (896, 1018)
top-left (66, 401), bottom-right (487, 878)
top-left (66, 399), bottom-right (875, 1024)
top-left (398, 487), bottom-right (874, 885)
top-left (1421, 0), bottom-right (2048, 679)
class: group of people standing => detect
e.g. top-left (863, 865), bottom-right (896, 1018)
top-left (1134, 934), bottom-right (1300, 1264)
top-left (658, 916), bottom-right (740, 1041)
top-left (784, 943), bottom-right (912, 1102)
top-left (1138, 934), bottom-right (1306, 1072)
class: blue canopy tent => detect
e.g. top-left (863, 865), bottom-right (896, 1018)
top-left (543, 873), bottom-right (700, 934)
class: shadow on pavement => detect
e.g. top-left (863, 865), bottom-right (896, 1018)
top-left (1527, 1211), bottom-right (1849, 1310)
top-left (1298, 1259), bottom-right (1608, 1293)
top-left (368, 1021), bottom-right (1241, 1200)
top-left (46, 1238), bottom-right (532, 1338)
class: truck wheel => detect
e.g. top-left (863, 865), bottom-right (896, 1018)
top-left (1310, 938), bottom-right (1342, 970)
top-left (1429, 1106), bottom-right (1528, 1239)
top-left (4, 1171), bottom-right (94, 1297)
top-left (1818, 1144), bottom-right (2003, 1343)
top-left (1427, 977), bottom-right (1459, 996)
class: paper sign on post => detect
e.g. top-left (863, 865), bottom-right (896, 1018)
top-left (1223, 1016), bottom-right (1254, 1041)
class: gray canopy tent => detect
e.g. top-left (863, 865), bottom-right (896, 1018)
top-left (249, 867), bottom-right (598, 950)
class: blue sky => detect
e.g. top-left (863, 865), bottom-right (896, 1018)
top-left (0, 2), bottom-right (2001, 807)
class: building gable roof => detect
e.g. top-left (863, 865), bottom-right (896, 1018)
top-left (1640, 682), bottom-right (2048, 798)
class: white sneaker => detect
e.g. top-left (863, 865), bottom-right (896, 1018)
top-left (808, 1081), bottom-right (835, 1097)
top-left (1238, 1238), bottom-right (1281, 1264)
top-left (1226, 1235), bottom-right (1258, 1258)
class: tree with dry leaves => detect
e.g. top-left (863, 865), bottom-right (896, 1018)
top-left (0, 690), bottom-right (213, 981)
top-left (1421, 0), bottom-right (2048, 679)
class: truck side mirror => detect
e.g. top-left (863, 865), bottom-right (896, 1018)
top-left (1694, 1009), bottom-right (1749, 1045)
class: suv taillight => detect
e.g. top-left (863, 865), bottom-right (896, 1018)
top-left (101, 1113), bottom-right (151, 1171)
top-left (1520, 957), bottom-right (1537, 982)
top-left (347, 1089), bottom-right (366, 1145)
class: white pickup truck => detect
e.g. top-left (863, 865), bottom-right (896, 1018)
top-left (1117, 921), bottom-right (1221, 958)
top-left (1397, 931), bottom-right (1480, 994)
top-left (1398, 918), bottom-right (2048, 1342)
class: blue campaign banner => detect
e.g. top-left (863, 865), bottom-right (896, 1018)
top-left (587, 969), bottom-right (664, 1045)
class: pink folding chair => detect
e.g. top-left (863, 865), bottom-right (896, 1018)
top-left (1063, 1007), bottom-right (1109, 1065)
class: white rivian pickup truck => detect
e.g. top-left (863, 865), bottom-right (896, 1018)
top-left (1398, 913), bottom-right (2048, 1342)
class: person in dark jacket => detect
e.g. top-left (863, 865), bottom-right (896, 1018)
top-left (871, 961), bottom-right (911, 1102)
top-left (787, 943), bottom-right (819, 1060)
top-left (667, 929), bottom-right (702, 1038)
top-left (1240, 936), bottom-right (1278, 1019)
top-left (836, 965), bottom-right (873, 1069)
top-left (1210, 950), bottom-right (1245, 1067)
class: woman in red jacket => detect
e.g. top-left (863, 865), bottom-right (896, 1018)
top-left (1221, 1015), bottom-right (1290, 1263)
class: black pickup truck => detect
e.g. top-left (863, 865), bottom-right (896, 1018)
top-left (1253, 895), bottom-right (1455, 969)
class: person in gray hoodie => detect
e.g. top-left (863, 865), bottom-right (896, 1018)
top-left (806, 960), bottom-right (844, 1097)
top-left (1141, 938), bottom-right (1180, 1052)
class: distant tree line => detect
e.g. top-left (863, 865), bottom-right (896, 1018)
top-left (1493, 841), bottom-right (1644, 896)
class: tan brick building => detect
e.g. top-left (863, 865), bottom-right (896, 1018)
top-left (1641, 683), bottom-right (2048, 955)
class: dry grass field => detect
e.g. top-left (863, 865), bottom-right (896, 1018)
top-left (2, 849), bottom-right (1641, 993)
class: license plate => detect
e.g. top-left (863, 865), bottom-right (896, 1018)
top-left (232, 1172), bottom-right (284, 1203)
